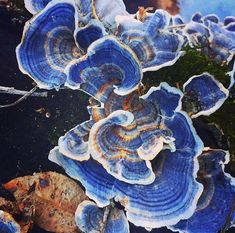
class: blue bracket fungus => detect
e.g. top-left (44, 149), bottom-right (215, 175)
top-left (75, 0), bottom-right (93, 24)
top-left (49, 138), bottom-right (203, 229)
top-left (183, 12), bottom-right (235, 63)
top-left (116, 9), bottom-right (185, 72)
top-left (58, 120), bottom-right (94, 161)
top-left (15, 0), bottom-right (235, 232)
top-left (88, 110), bottom-right (155, 185)
top-left (171, 149), bottom-right (235, 233)
top-left (183, 19), bottom-right (211, 47)
top-left (92, 0), bottom-right (129, 30)
top-left (17, 0), bottom-right (81, 89)
top-left (24, 0), bottom-right (94, 24)
top-left (224, 16), bottom-right (235, 26)
top-left (65, 36), bottom-right (142, 95)
top-left (141, 82), bottom-right (183, 118)
top-left (75, 200), bottom-right (129, 233)
top-left (75, 19), bottom-right (107, 51)
top-left (24, 0), bottom-right (52, 14)
top-left (208, 20), bottom-right (235, 62)
top-left (48, 81), bottom-right (204, 229)
top-left (0, 211), bottom-right (20, 233)
top-left (182, 73), bottom-right (229, 118)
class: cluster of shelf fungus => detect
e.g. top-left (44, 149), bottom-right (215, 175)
top-left (1, 0), bottom-right (235, 232)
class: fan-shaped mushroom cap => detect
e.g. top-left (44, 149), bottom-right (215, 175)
top-left (17, 0), bottom-right (81, 89)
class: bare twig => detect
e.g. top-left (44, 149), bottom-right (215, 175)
top-left (167, 24), bottom-right (186, 29)
top-left (101, 201), bottom-right (114, 233)
top-left (0, 86), bottom-right (47, 97)
top-left (0, 86), bottom-right (40, 108)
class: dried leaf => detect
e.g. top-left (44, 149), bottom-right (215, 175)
top-left (4, 172), bottom-right (87, 233)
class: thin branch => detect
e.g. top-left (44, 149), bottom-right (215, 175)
top-left (101, 201), bottom-right (114, 233)
top-left (0, 86), bottom-right (47, 97)
top-left (0, 86), bottom-right (40, 109)
top-left (167, 24), bottom-right (186, 29)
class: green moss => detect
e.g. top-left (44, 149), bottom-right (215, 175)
top-left (143, 46), bottom-right (230, 89)
top-left (206, 100), bottom-right (235, 159)
top-left (143, 46), bottom-right (235, 158)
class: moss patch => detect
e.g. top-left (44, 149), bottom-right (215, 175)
top-left (143, 46), bottom-right (230, 89)
top-left (143, 46), bottom-right (235, 158)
